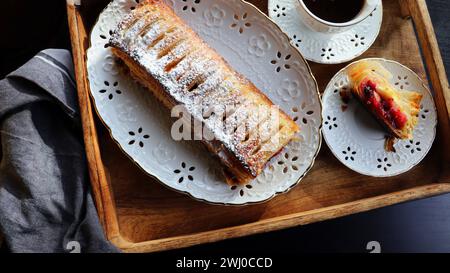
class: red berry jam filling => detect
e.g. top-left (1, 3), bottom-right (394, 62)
top-left (361, 80), bottom-right (407, 129)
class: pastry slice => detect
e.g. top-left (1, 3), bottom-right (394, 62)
top-left (108, 0), bottom-right (300, 184)
top-left (348, 60), bottom-right (422, 139)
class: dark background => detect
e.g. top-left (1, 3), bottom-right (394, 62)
top-left (0, 0), bottom-right (449, 253)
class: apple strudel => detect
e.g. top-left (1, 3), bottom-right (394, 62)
top-left (109, 0), bottom-right (300, 184)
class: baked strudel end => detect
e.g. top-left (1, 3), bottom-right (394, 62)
top-left (108, 0), bottom-right (300, 184)
top-left (348, 60), bottom-right (422, 140)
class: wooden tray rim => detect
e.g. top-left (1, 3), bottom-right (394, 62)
top-left (66, 0), bottom-right (450, 253)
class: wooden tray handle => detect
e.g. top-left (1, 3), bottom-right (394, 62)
top-left (66, 2), bottom-right (125, 245)
top-left (400, 0), bottom-right (450, 166)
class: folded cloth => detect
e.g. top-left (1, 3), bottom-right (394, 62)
top-left (0, 49), bottom-right (119, 253)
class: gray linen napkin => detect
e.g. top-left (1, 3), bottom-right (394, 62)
top-left (0, 49), bottom-right (118, 253)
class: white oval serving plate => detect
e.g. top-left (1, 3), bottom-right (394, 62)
top-left (268, 0), bottom-right (383, 64)
top-left (322, 58), bottom-right (437, 177)
top-left (86, 0), bottom-right (322, 205)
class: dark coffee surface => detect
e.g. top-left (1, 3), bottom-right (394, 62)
top-left (303, 0), bottom-right (365, 23)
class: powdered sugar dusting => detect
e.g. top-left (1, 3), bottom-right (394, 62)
top-left (109, 2), bottom-right (296, 176)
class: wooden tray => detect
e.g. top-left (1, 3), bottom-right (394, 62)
top-left (67, 0), bottom-right (450, 253)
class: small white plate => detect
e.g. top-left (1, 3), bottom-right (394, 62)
top-left (86, 0), bottom-right (322, 205)
top-left (268, 0), bottom-right (383, 64)
top-left (322, 58), bottom-right (437, 177)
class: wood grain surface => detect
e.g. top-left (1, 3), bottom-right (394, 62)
top-left (67, 0), bottom-right (450, 252)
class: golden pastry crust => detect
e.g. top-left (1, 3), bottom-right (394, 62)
top-left (348, 60), bottom-right (422, 140)
top-left (109, 0), bottom-right (300, 184)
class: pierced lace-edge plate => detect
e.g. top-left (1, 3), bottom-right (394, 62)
top-left (268, 0), bottom-right (383, 64)
top-left (322, 58), bottom-right (437, 177)
top-left (86, 0), bottom-right (322, 205)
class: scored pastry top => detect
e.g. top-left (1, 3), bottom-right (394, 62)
top-left (109, 0), bottom-right (299, 180)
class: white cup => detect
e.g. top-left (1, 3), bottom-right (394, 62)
top-left (297, 0), bottom-right (381, 33)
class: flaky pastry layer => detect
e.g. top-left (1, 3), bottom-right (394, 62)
top-left (109, 0), bottom-right (300, 184)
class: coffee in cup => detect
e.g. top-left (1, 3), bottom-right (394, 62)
top-left (297, 0), bottom-right (380, 33)
top-left (302, 0), bottom-right (365, 23)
